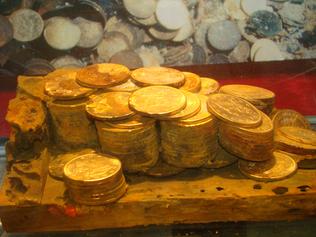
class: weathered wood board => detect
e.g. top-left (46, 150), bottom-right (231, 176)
top-left (1, 161), bottom-right (316, 233)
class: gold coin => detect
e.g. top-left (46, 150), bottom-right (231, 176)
top-left (129, 86), bottom-right (186, 117)
top-left (180, 72), bottom-right (201, 93)
top-left (144, 158), bottom-right (185, 177)
top-left (49, 149), bottom-right (96, 180)
top-left (272, 109), bottom-right (311, 130)
top-left (207, 93), bottom-right (262, 128)
top-left (203, 145), bottom-right (238, 169)
top-left (219, 84), bottom-right (275, 102)
top-left (131, 67), bottom-right (185, 87)
top-left (279, 126), bottom-right (316, 146)
top-left (76, 63), bottom-right (130, 88)
top-left (164, 91), bottom-right (201, 120)
top-left (64, 153), bottom-right (122, 183)
top-left (106, 78), bottom-right (140, 92)
top-left (45, 75), bottom-right (94, 100)
top-left (238, 111), bottom-right (273, 134)
top-left (178, 95), bottom-right (214, 125)
top-left (198, 77), bottom-right (220, 95)
top-left (17, 75), bottom-right (46, 100)
top-left (238, 151), bottom-right (297, 181)
top-left (86, 92), bottom-right (135, 120)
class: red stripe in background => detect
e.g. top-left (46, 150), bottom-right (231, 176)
top-left (0, 73), bottom-right (315, 137)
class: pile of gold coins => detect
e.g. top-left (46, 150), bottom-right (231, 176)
top-left (40, 63), bottom-right (316, 205)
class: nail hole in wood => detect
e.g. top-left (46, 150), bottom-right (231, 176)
top-left (216, 187), bottom-right (224, 191)
top-left (272, 186), bottom-right (288, 195)
top-left (297, 185), bottom-right (311, 192)
top-left (253, 184), bottom-right (262, 190)
top-left (200, 189), bottom-right (205, 193)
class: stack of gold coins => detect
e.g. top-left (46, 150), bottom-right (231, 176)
top-left (63, 153), bottom-right (127, 205)
top-left (160, 95), bottom-right (218, 168)
top-left (207, 93), bottom-right (274, 161)
top-left (45, 69), bottom-right (98, 150)
top-left (86, 92), bottom-right (159, 173)
top-left (219, 84), bottom-right (275, 115)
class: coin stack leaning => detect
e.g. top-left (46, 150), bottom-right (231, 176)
top-left (219, 84), bottom-right (275, 115)
top-left (44, 68), bottom-right (98, 150)
top-left (160, 95), bottom-right (218, 168)
top-left (207, 93), bottom-right (273, 162)
top-left (86, 91), bottom-right (159, 173)
top-left (63, 153), bottom-right (127, 205)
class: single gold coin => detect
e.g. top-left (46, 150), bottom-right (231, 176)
top-left (239, 111), bottom-right (273, 134)
top-left (220, 84), bottom-right (275, 102)
top-left (207, 93), bottom-right (262, 128)
top-left (203, 145), bottom-right (238, 169)
top-left (129, 86), bottom-right (186, 117)
top-left (238, 151), bottom-right (297, 181)
top-left (17, 76), bottom-right (46, 100)
top-left (131, 67), bottom-right (185, 87)
top-left (76, 63), bottom-right (130, 88)
top-left (64, 153), bottom-right (122, 183)
top-left (198, 77), bottom-right (220, 95)
top-left (49, 149), bottom-right (96, 180)
top-left (86, 92), bottom-right (135, 120)
top-left (164, 91), bottom-right (201, 120)
top-left (279, 127), bottom-right (316, 146)
top-left (106, 78), bottom-right (140, 92)
top-left (45, 75), bottom-right (94, 100)
top-left (180, 72), bottom-right (201, 93)
top-left (178, 95), bottom-right (213, 125)
top-left (272, 109), bottom-right (311, 130)
top-left (144, 158), bottom-right (185, 177)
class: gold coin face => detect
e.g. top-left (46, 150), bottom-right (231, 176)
top-left (180, 72), bottom-right (201, 93)
top-left (129, 86), bottom-right (187, 117)
top-left (131, 67), bottom-right (185, 87)
top-left (272, 109), bottom-right (311, 130)
top-left (178, 95), bottom-right (213, 124)
top-left (207, 93), bottom-right (262, 128)
top-left (165, 91), bottom-right (201, 120)
top-left (86, 92), bottom-right (135, 120)
top-left (49, 149), bottom-right (96, 180)
top-left (238, 151), bottom-right (297, 181)
top-left (220, 84), bottom-right (275, 101)
top-left (45, 75), bottom-right (94, 99)
top-left (64, 153), bottom-right (122, 182)
top-left (199, 77), bottom-right (219, 95)
top-left (18, 76), bottom-right (46, 100)
top-left (76, 63), bottom-right (130, 88)
top-left (239, 111), bottom-right (273, 134)
top-left (279, 127), bottom-right (316, 146)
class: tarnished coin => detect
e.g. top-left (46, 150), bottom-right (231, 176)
top-left (203, 145), bottom-right (238, 169)
top-left (17, 76), bottom-right (46, 101)
top-left (49, 149), bottom-right (96, 180)
top-left (198, 77), bottom-right (220, 95)
top-left (180, 72), bottom-right (201, 93)
top-left (144, 158), bottom-right (185, 177)
top-left (129, 86), bottom-right (186, 117)
top-left (207, 93), bottom-right (262, 128)
top-left (123, 0), bottom-right (157, 19)
top-left (164, 91), bottom-right (201, 120)
top-left (45, 74), bottom-right (94, 100)
top-left (9, 9), bottom-right (44, 42)
top-left (64, 153), bottom-right (122, 183)
top-left (220, 84), bottom-right (275, 102)
top-left (272, 109), bottom-right (311, 130)
top-left (106, 78), bottom-right (140, 92)
top-left (131, 67), bottom-right (185, 87)
top-left (279, 127), bottom-right (316, 146)
top-left (238, 151), bottom-right (297, 181)
top-left (86, 92), bottom-right (135, 121)
top-left (76, 63), bottom-right (130, 88)
top-left (148, 24), bottom-right (179, 40)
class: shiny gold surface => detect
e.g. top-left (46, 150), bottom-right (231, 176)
top-left (180, 72), bottom-right (201, 93)
top-left (279, 126), bottom-right (316, 146)
top-left (76, 63), bottom-right (130, 88)
top-left (207, 93), bottom-right (262, 128)
top-left (238, 151), bottom-right (297, 181)
top-left (131, 67), bottom-right (185, 87)
top-left (198, 77), bottom-right (220, 95)
top-left (272, 109), bottom-right (311, 130)
top-left (129, 86), bottom-right (187, 117)
top-left (86, 92), bottom-right (135, 120)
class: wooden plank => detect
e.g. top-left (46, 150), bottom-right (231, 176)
top-left (1, 163), bottom-right (316, 233)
